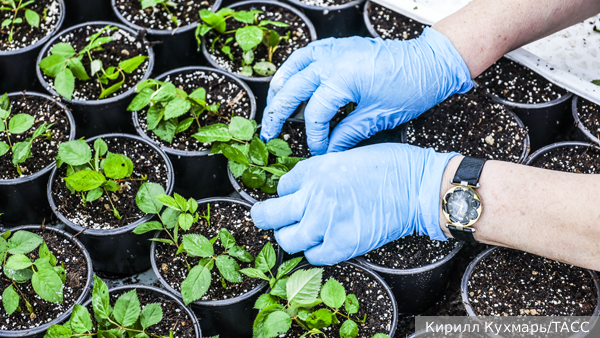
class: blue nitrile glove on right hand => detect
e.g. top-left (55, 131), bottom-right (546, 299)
top-left (260, 27), bottom-right (473, 155)
top-left (251, 143), bottom-right (459, 266)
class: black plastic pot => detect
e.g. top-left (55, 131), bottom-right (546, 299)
top-left (63, 0), bottom-right (116, 27)
top-left (112, 0), bottom-right (223, 76)
top-left (0, 225), bottom-right (94, 338)
top-left (572, 96), bottom-right (600, 144)
top-left (202, 0), bottom-right (317, 121)
top-left (0, 92), bottom-right (76, 228)
top-left (362, 0), bottom-right (378, 38)
top-left (151, 197), bottom-right (283, 338)
top-left (355, 240), bottom-right (464, 315)
top-left (132, 66), bottom-right (256, 200)
top-left (284, 0), bottom-right (367, 38)
top-left (525, 140), bottom-right (600, 167)
top-left (47, 133), bottom-right (174, 277)
top-left (36, 21), bottom-right (155, 138)
top-left (81, 285), bottom-right (202, 338)
top-left (0, 0), bottom-right (65, 94)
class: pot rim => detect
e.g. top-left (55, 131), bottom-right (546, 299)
top-left (0, 0), bottom-right (66, 56)
top-left (46, 133), bottom-right (175, 236)
top-left (150, 196), bottom-right (283, 307)
top-left (461, 246), bottom-right (600, 317)
top-left (131, 65), bottom-right (257, 157)
top-left (0, 91), bottom-right (76, 185)
top-left (524, 140), bottom-right (600, 166)
top-left (362, 0), bottom-right (380, 39)
top-left (201, 0), bottom-right (318, 83)
top-left (35, 21), bottom-right (155, 105)
top-left (110, 0), bottom-right (223, 36)
top-left (285, 0), bottom-right (365, 11)
top-left (505, 106), bottom-right (531, 164)
top-left (81, 284), bottom-right (202, 338)
top-left (486, 87), bottom-right (573, 110)
top-left (571, 96), bottom-right (600, 145)
top-left (0, 224), bottom-right (94, 337)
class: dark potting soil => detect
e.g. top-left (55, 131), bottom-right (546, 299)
top-left (0, 0), bottom-right (61, 51)
top-left (50, 137), bottom-right (170, 230)
top-left (0, 94), bottom-right (71, 179)
top-left (293, 0), bottom-right (355, 7)
top-left (283, 263), bottom-right (394, 338)
top-left (467, 247), bottom-right (597, 316)
top-left (115, 0), bottom-right (216, 30)
top-left (105, 289), bottom-right (196, 338)
top-left (154, 201), bottom-right (279, 301)
top-left (206, 4), bottom-right (312, 77)
top-left (407, 89), bottom-right (528, 163)
top-left (0, 228), bottom-right (89, 331)
top-left (476, 57), bottom-right (568, 104)
top-left (367, 2), bottom-right (427, 40)
top-left (577, 97), bottom-right (600, 141)
top-left (529, 143), bottom-right (600, 174)
top-left (41, 25), bottom-right (150, 100)
top-left (363, 234), bottom-right (458, 270)
top-left (137, 70), bottom-right (253, 152)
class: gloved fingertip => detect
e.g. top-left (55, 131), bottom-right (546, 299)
top-left (307, 138), bottom-right (329, 156)
top-left (274, 229), bottom-right (300, 254)
top-left (250, 202), bottom-right (270, 230)
top-left (303, 248), bottom-right (337, 266)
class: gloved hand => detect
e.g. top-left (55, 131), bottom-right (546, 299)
top-left (260, 27), bottom-right (473, 155)
top-left (251, 143), bottom-right (459, 266)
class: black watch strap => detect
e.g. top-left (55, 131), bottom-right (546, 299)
top-left (447, 225), bottom-right (477, 243)
top-left (451, 156), bottom-right (487, 187)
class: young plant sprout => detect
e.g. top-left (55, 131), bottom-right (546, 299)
top-left (195, 8), bottom-right (291, 77)
top-left (240, 258), bottom-right (391, 338)
top-left (0, 93), bottom-right (53, 176)
top-left (55, 138), bottom-right (148, 220)
top-left (127, 79), bottom-right (221, 143)
top-left (1, 230), bottom-right (66, 317)
top-left (44, 276), bottom-right (173, 338)
top-left (193, 116), bottom-right (305, 193)
top-left (38, 25), bottom-right (147, 100)
top-left (139, 0), bottom-right (179, 26)
top-left (0, 0), bottom-right (40, 43)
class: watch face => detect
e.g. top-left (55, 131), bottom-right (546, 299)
top-left (443, 186), bottom-right (482, 226)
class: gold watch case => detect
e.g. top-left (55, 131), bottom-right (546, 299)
top-left (442, 184), bottom-right (483, 228)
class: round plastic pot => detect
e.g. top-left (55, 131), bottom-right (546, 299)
top-left (151, 197), bottom-right (283, 338)
top-left (571, 96), bottom-right (600, 144)
top-left (283, 0), bottom-right (367, 38)
top-left (202, 0), bottom-right (317, 121)
top-left (525, 140), bottom-right (600, 166)
top-left (0, 92), bottom-right (76, 228)
top-left (0, 225), bottom-right (94, 338)
top-left (111, 0), bottom-right (223, 76)
top-left (486, 91), bottom-right (573, 152)
top-left (47, 133), bottom-right (174, 277)
top-left (63, 0), bottom-right (116, 27)
top-left (132, 66), bottom-right (256, 199)
top-left (36, 21), bottom-right (155, 139)
top-left (81, 285), bottom-right (202, 338)
top-left (355, 241), bottom-right (464, 315)
top-left (0, 0), bottom-right (65, 94)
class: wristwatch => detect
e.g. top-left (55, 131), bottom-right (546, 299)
top-left (441, 156), bottom-right (487, 243)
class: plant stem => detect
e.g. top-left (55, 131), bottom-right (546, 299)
top-left (8, 0), bottom-right (23, 43)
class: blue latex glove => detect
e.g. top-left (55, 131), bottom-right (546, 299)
top-left (251, 143), bottom-right (459, 266)
top-left (260, 27), bottom-right (473, 155)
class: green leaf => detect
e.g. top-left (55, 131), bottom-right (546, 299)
top-left (2, 285), bottom-right (19, 315)
top-left (149, 238), bottom-right (174, 245)
top-left (181, 264), bottom-right (211, 305)
top-left (92, 276), bottom-right (111, 319)
top-left (262, 165), bottom-right (288, 177)
top-left (228, 245), bottom-right (254, 263)
top-left (140, 303), bottom-right (163, 329)
top-left (276, 156), bottom-right (304, 170)
top-left (267, 29), bottom-right (280, 48)
top-left (5, 253), bottom-right (32, 270)
top-left (592, 80), bottom-right (600, 86)
top-left (286, 268), bottom-right (323, 304)
top-left (189, 87), bottom-right (206, 101)
top-left (229, 116), bottom-right (257, 141)
top-left (253, 62), bottom-right (277, 77)
top-left (135, 182), bottom-right (166, 214)
top-left (51, 43), bottom-right (76, 58)
top-left (59, 140), bottom-right (92, 166)
top-left (153, 118), bottom-right (177, 143)
top-left (270, 276), bottom-right (289, 298)
top-left (371, 335), bottom-right (391, 338)
top-left (4, 267), bottom-right (33, 282)
top-left (97, 330), bottom-right (122, 338)
top-left (55, 68), bottom-right (75, 100)
top-left (188, 198), bottom-right (198, 214)
top-left (255, 242), bottom-right (276, 273)
top-left (151, 82), bottom-right (177, 102)
top-left (259, 20), bottom-right (290, 27)
top-left (128, 87), bottom-right (154, 111)
top-left (178, 213), bottom-right (193, 231)
top-left (68, 58), bottom-right (89, 81)
top-left (8, 231), bottom-right (43, 254)
top-left (219, 229), bottom-right (236, 250)
top-left (242, 166), bottom-right (266, 189)
top-left (39, 54), bottom-right (68, 78)
top-left (254, 293), bottom-right (279, 310)
top-left (240, 66), bottom-right (253, 77)
top-left (252, 304), bottom-right (292, 338)
top-left (176, 117), bottom-right (194, 134)
top-left (321, 278), bottom-right (346, 309)
top-left (276, 257), bottom-right (303, 280)
top-left (85, 187), bottom-right (103, 202)
top-left (239, 268), bottom-right (269, 281)
top-left (0, 141), bottom-right (8, 157)
top-left (156, 194), bottom-right (179, 210)
top-left (199, 8), bottom-right (226, 33)
top-left (64, 170), bottom-right (106, 192)
top-left (340, 319), bottom-right (359, 338)
top-left (11, 141), bottom-right (31, 166)
top-left (8, 113), bottom-right (34, 134)
top-left (70, 305), bottom-right (93, 334)
top-left (32, 267), bottom-right (63, 303)
top-left (103, 153), bottom-right (133, 180)
top-left (229, 160), bottom-right (248, 179)
top-left (215, 255), bottom-right (242, 283)
top-left (182, 234), bottom-right (213, 257)
top-left (267, 138), bottom-right (292, 157)
top-left (164, 96), bottom-right (192, 120)
top-left (306, 308), bottom-right (333, 330)
top-left (235, 26), bottom-right (263, 52)
top-left (45, 325), bottom-right (72, 338)
top-left (99, 79), bottom-right (124, 100)
top-left (193, 123), bottom-right (232, 143)
top-left (91, 59), bottom-right (103, 76)
top-left (249, 136), bottom-right (269, 166)
top-left (162, 208), bottom-right (180, 229)
top-left (1, 18), bottom-right (10, 28)
top-left (113, 289), bottom-right (141, 327)
top-left (119, 56), bottom-right (147, 73)
top-left (243, 50), bottom-right (254, 65)
top-left (233, 10), bottom-right (262, 24)
top-left (260, 175), bottom-right (278, 194)
top-left (344, 294), bottom-right (359, 314)
top-left (23, 8), bottom-right (39, 27)
top-left (133, 221), bottom-right (163, 234)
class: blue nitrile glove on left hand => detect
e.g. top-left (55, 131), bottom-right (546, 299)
top-left (251, 143), bottom-right (459, 266)
top-left (260, 27), bottom-right (473, 155)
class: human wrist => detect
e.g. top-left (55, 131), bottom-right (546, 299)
top-left (438, 155), bottom-right (464, 238)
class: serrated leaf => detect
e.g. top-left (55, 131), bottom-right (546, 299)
top-left (262, 165), bottom-right (288, 177)
top-left (181, 264), bottom-right (211, 305)
top-left (235, 25), bottom-right (263, 52)
top-left (182, 234), bottom-right (213, 257)
top-left (229, 116), bottom-right (256, 141)
top-left (119, 56), bottom-right (147, 73)
top-left (306, 308), bottom-right (333, 330)
top-left (59, 140), bottom-right (92, 166)
top-left (176, 117), bottom-right (194, 134)
top-left (276, 257), bottom-right (303, 279)
top-left (233, 10), bottom-right (262, 24)
top-left (276, 156), bottom-right (304, 170)
top-left (86, 187), bottom-right (103, 202)
top-left (344, 294), bottom-right (359, 314)
top-left (103, 180), bottom-right (119, 192)
top-left (192, 123), bottom-right (232, 143)
top-left (339, 319), bottom-right (359, 338)
top-left (321, 278), bottom-right (346, 309)
top-left (92, 275), bottom-right (110, 319)
top-left (199, 8), bottom-right (226, 33)
top-left (8, 113), bottom-right (34, 134)
top-left (164, 96), bottom-right (191, 120)
top-left (255, 242), bottom-right (276, 273)
top-left (270, 275), bottom-right (289, 299)
top-left (46, 325), bottom-right (72, 338)
top-left (8, 231), bottom-right (43, 254)
top-left (162, 208), bottom-right (180, 229)
top-left (4, 267), bottom-right (33, 282)
top-left (0, 142), bottom-right (9, 157)
top-left (153, 118), bottom-right (177, 143)
top-left (113, 289), bottom-right (141, 327)
top-left (68, 58), bottom-right (89, 81)
top-left (2, 285), bottom-right (19, 315)
top-left (70, 305), bottom-right (93, 334)
top-left (135, 182), bottom-right (165, 214)
top-left (287, 268), bottom-right (322, 304)
top-left (242, 166), bottom-right (266, 189)
top-left (187, 199), bottom-right (198, 214)
top-left (32, 267), bottom-right (63, 303)
top-left (216, 255), bottom-right (242, 283)
top-left (51, 43), bottom-right (76, 58)
top-left (267, 138), bottom-right (292, 157)
top-left (219, 229), bottom-right (236, 250)
top-left (252, 304), bottom-right (291, 338)
top-left (229, 160), bottom-right (248, 179)
top-left (133, 221), bottom-right (163, 234)
top-left (39, 54), bottom-right (68, 77)
top-left (249, 136), bottom-right (268, 166)
top-left (11, 141), bottom-right (31, 166)
top-left (239, 268), bottom-right (269, 281)
top-left (178, 213), bottom-right (193, 231)
top-left (64, 170), bottom-right (106, 192)
top-left (55, 68), bottom-right (75, 100)
top-left (128, 87), bottom-right (153, 111)
top-left (254, 293), bottom-right (279, 310)
top-left (140, 303), bottom-right (162, 329)
top-left (156, 194), bottom-right (179, 210)
top-left (5, 253), bottom-right (32, 270)
top-left (228, 245), bottom-right (254, 263)
top-left (151, 82), bottom-right (177, 102)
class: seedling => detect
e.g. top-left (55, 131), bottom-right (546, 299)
top-left (140, 0), bottom-right (179, 26)
top-left (0, 0), bottom-right (40, 43)
top-left (196, 8), bottom-right (291, 77)
top-left (0, 93), bottom-right (53, 175)
top-left (55, 138), bottom-right (148, 220)
top-left (134, 182), bottom-right (270, 305)
top-left (127, 79), bottom-right (221, 143)
top-left (240, 258), bottom-right (391, 338)
top-left (1, 230), bottom-right (66, 317)
top-left (38, 25), bottom-right (147, 100)
top-left (193, 116), bottom-right (305, 193)
top-left (44, 276), bottom-right (173, 338)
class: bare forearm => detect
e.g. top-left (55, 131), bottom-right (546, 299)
top-left (433, 0), bottom-right (600, 77)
